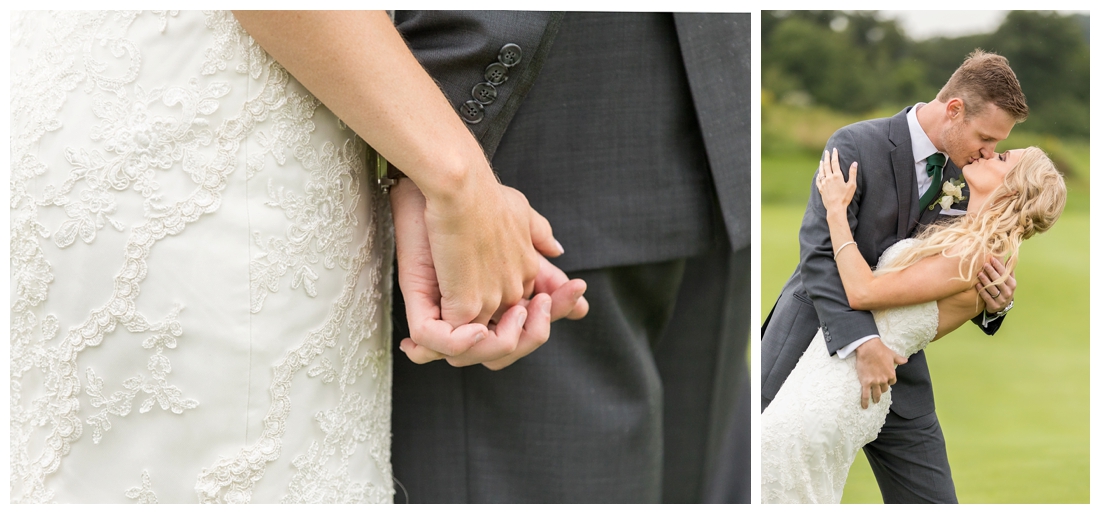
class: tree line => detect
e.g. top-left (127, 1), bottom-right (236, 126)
top-left (762, 11), bottom-right (1090, 137)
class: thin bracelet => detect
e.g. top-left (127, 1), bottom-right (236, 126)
top-left (834, 241), bottom-right (857, 258)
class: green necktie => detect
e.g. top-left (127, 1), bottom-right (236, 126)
top-left (918, 152), bottom-right (946, 211)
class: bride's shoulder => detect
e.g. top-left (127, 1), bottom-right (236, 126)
top-left (879, 235), bottom-right (989, 283)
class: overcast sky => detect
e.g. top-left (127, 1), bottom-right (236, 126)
top-left (878, 10), bottom-right (1089, 40)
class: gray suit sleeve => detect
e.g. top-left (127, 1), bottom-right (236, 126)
top-left (799, 129), bottom-right (879, 355)
top-left (394, 11), bottom-right (562, 161)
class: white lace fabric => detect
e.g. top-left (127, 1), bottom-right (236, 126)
top-left (10, 11), bottom-right (394, 503)
top-left (761, 239), bottom-right (939, 503)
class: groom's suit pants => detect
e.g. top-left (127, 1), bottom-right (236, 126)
top-left (863, 410), bottom-right (958, 503)
top-left (391, 236), bottom-right (749, 503)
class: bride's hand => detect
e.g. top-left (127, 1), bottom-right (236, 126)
top-left (423, 168), bottom-right (561, 327)
top-left (816, 148), bottom-right (857, 213)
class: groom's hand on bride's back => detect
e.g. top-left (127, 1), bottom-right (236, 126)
top-left (854, 338), bottom-right (908, 409)
top-left (391, 179), bottom-right (588, 369)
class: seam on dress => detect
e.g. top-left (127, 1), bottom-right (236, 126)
top-left (244, 51), bottom-right (254, 447)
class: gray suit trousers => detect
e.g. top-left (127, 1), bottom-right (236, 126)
top-left (864, 411), bottom-right (957, 503)
top-left (391, 240), bottom-right (749, 503)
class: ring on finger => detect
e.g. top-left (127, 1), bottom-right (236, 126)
top-left (990, 291), bottom-right (1001, 299)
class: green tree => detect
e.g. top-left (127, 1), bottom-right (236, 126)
top-left (985, 11), bottom-right (1090, 136)
top-left (763, 10), bottom-right (1089, 137)
top-left (764, 14), bottom-right (881, 112)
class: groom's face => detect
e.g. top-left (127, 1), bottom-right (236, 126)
top-left (941, 102), bottom-right (1016, 168)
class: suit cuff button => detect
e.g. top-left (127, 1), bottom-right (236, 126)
top-left (484, 62), bottom-right (509, 85)
top-left (471, 82), bottom-right (498, 105)
top-left (459, 100), bottom-right (485, 124)
top-left (498, 43), bottom-right (522, 67)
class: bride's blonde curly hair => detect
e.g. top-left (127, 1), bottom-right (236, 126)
top-left (877, 147), bottom-right (1066, 285)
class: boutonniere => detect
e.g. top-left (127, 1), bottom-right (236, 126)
top-left (932, 177), bottom-right (967, 211)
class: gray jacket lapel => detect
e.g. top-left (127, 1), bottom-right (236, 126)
top-left (672, 13), bottom-right (750, 252)
top-left (888, 108), bottom-right (916, 239)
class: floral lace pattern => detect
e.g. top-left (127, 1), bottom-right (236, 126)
top-left (84, 306), bottom-right (198, 444)
top-left (126, 471), bottom-right (159, 504)
top-left (249, 137), bottom-right (361, 313)
top-left (11, 11), bottom-right (392, 503)
top-left (195, 198), bottom-right (393, 504)
top-left (761, 239), bottom-right (939, 503)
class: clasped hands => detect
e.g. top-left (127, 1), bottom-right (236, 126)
top-left (390, 172), bottom-right (588, 370)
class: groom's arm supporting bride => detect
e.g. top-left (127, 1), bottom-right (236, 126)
top-left (782, 127), bottom-right (916, 410)
top-left (234, 11), bottom-right (588, 367)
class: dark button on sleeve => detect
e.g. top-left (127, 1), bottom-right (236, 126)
top-left (484, 62), bottom-right (509, 85)
top-left (459, 100), bottom-right (484, 124)
top-left (498, 43), bottom-right (522, 67)
top-left (471, 82), bottom-right (498, 105)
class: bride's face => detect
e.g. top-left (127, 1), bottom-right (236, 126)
top-left (962, 148), bottom-right (1022, 196)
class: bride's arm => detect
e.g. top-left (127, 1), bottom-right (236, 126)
top-left (817, 149), bottom-right (977, 311)
top-left (233, 11), bottom-right (580, 366)
top-left (233, 11), bottom-right (484, 201)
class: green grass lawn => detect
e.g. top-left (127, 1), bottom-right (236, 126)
top-left (761, 204), bottom-right (1090, 503)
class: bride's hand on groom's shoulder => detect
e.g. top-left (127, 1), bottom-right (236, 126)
top-left (816, 148), bottom-right (858, 214)
top-left (392, 179), bottom-right (588, 369)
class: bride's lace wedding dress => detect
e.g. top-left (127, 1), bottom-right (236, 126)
top-left (761, 239), bottom-right (939, 503)
top-left (11, 11), bottom-right (394, 503)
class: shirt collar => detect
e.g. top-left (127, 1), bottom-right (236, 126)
top-left (907, 103), bottom-right (941, 165)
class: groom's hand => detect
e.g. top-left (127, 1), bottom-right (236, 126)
top-left (406, 253), bottom-right (589, 370)
top-left (854, 338), bottom-right (908, 409)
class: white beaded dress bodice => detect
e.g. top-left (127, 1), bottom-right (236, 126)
top-left (10, 11), bottom-right (394, 503)
top-left (870, 240), bottom-right (940, 358)
top-left (761, 239), bottom-right (939, 503)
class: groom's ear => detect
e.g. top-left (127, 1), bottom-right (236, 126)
top-left (945, 98), bottom-right (966, 121)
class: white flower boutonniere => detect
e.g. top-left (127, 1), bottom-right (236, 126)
top-left (933, 177), bottom-right (967, 211)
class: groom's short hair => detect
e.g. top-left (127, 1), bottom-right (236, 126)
top-left (937, 49), bottom-right (1028, 122)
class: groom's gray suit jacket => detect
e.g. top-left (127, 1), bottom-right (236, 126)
top-left (760, 107), bottom-right (1004, 419)
top-left (391, 11), bottom-right (750, 502)
top-left (395, 11), bottom-right (750, 267)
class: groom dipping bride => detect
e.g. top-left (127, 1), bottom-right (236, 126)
top-left (760, 50), bottom-right (1066, 503)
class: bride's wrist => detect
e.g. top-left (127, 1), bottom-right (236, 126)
top-left (409, 150), bottom-right (496, 207)
top-left (826, 207), bottom-right (847, 221)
